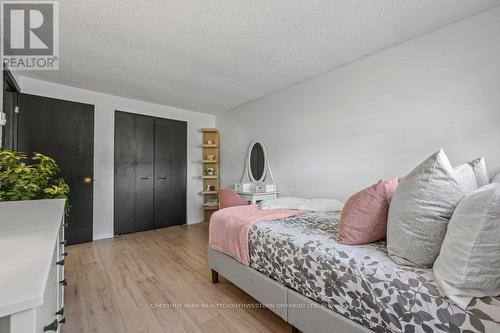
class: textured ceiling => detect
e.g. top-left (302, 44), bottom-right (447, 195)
top-left (20, 0), bottom-right (500, 114)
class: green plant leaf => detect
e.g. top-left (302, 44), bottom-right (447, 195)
top-left (0, 149), bottom-right (70, 214)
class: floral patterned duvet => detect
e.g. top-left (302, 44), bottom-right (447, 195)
top-left (248, 211), bottom-right (500, 333)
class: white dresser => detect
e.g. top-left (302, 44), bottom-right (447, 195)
top-left (0, 199), bottom-right (66, 333)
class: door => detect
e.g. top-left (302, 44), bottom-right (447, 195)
top-left (114, 111), bottom-right (154, 234)
top-left (2, 91), bottom-right (18, 149)
top-left (154, 118), bottom-right (187, 228)
top-left (18, 94), bottom-right (95, 245)
top-left (2, 69), bottom-right (20, 150)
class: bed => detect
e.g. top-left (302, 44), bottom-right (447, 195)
top-left (208, 209), bottom-right (500, 333)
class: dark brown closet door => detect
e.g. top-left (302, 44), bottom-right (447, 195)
top-left (154, 118), bottom-right (187, 228)
top-left (134, 115), bottom-right (155, 232)
top-left (114, 111), bottom-right (154, 234)
top-left (18, 94), bottom-right (94, 245)
top-left (114, 111), bottom-right (136, 234)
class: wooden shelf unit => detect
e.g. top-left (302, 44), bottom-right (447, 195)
top-left (199, 128), bottom-right (218, 132)
top-left (201, 191), bottom-right (218, 195)
top-left (200, 128), bottom-right (220, 222)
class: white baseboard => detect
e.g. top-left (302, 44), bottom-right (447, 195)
top-left (92, 220), bottom-right (203, 240)
top-left (188, 218), bottom-right (204, 225)
top-left (93, 232), bottom-right (114, 241)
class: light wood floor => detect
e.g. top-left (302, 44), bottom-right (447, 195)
top-left (63, 222), bottom-right (291, 333)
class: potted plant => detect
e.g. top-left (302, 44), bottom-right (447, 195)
top-left (0, 148), bottom-right (70, 213)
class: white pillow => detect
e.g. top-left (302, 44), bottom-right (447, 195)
top-left (454, 162), bottom-right (479, 193)
top-left (492, 172), bottom-right (500, 183)
top-left (433, 183), bottom-right (500, 308)
top-left (468, 157), bottom-right (489, 187)
top-left (259, 197), bottom-right (344, 212)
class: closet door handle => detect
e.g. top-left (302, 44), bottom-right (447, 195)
top-left (140, 177), bottom-right (150, 180)
top-left (44, 319), bottom-right (58, 331)
top-left (158, 177), bottom-right (167, 180)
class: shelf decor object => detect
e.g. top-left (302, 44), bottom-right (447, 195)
top-left (199, 128), bottom-right (220, 222)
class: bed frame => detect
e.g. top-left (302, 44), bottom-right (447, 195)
top-left (208, 247), bottom-right (373, 333)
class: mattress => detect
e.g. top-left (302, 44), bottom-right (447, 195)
top-left (248, 211), bottom-right (500, 333)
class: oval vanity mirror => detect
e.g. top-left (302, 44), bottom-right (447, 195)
top-left (249, 142), bottom-right (266, 182)
top-left (237, 140), bottom-right (276, 193)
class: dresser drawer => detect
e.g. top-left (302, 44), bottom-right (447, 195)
top-left (56, 223), bottom-right (66, 329)
top-left (7, 254), bottom-right (63, 333)
top-left (35, 244), bottom-right (60, 333)
top-left (0, 199), bottom-right (66, 333)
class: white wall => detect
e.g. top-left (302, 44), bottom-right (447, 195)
top-left (217, 7), bottom-right (500, 200)
top-left (19, 77), bottom-right (215, 240)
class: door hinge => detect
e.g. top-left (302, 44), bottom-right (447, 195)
top-left (14, 106), bottom-right (20, 114)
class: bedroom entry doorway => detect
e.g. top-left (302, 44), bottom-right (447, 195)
top-left (2, 69), bottom-right (21, 150)
top-left (17, 93), bottom-right (95, 245)
top-left (114, 111), bottom-right (187, 235)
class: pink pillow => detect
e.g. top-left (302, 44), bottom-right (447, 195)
top-left (338, 178), bottom-right (399, 245)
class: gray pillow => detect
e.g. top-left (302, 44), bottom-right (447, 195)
top-left (468, 157), bottom-right (489, 187)
top-left (434, 183), bottom-right (500, 308)
top-left (387, 150), bottom-right (477, 267)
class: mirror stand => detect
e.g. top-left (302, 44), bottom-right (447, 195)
top-left (235, 141), bottom-right (277, 194)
